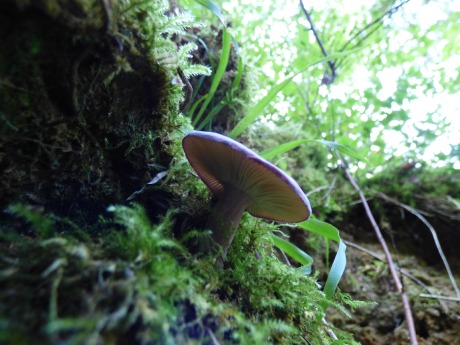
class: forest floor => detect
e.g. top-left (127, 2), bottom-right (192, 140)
top-left (327, 230), bottom-right (460, 344)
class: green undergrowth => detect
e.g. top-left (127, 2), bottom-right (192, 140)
top-left (0, 204), bottom-right (360, 345)
top-left (363, 161), bottom-right (460, 203)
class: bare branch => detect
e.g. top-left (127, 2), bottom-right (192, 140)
top-left (177, 67), bottom-right (193, 113)
top-left (419, 294), bottom-right (460, 302)
top-left (337, 153), bottom-right (418, 345)
top-left (340, 0), bottom-right (412, 53)
top-left (299, 0), bottom-right (336, 84)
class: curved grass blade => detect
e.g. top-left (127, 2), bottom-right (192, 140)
top-left (261, 138), bottom-right (365, 162)
top-left (271, 233), bottom-right (313, 274)
top-left (194, 0), bottom-right (225, 25)
top-left (297, 218), bottom-right (340, 242)
top-left (232, 55), bottom-right (244, 89)
top-left (229, 77), bottom-right (291, 138)
top-left (260, 139), bottom-right (313, 160)
top-left (323, 240), bottom-right (346, 299)
top-left (297, 218), bottom-right (347, 300)
top-left (188, 94), bottom-right (207, 120)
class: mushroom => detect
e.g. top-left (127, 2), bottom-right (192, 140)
top-left (182, 131), bottom-right (311, 257)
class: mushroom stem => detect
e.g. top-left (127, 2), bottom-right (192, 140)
top-left (206, 184), bottom-right (252, 256)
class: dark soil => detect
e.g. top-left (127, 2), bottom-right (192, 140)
top-left (329, 201), bottom-right (460, 345)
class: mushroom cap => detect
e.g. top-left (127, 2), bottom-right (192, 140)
top-left (182, 131), bottom-right (311, 223)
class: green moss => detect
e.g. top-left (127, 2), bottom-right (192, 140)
top-left (0, 204), bottom-right (359, 344)
top-left (364, 162), bottom-right (460, 203)
top-left (0, 0), bottom-right (208, 221)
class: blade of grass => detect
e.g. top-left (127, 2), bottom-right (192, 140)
top-left (271, 233), bottom-right (313, 271)
top-left (196, 102), bottom-right (226, 130)
top-left (188, 94), bottom-right (207, 120)
top-left (229, 48), bottom-right (361, 138)
top-left (297, 218), bottom-right (340, 242)
top-left (323, 240), bottom-right (346, 299)
top-left (192, 29), bottom-right (231, 127)
top-left (196, 56), bottom-right (244, 130)
top-left (260, 138), bottom-right (365, 161)
top-left (194, 0), bottom-right (225, 25)
top-left (229, 77), bottom-right (291, 139)
top-left (261, 139), bottom-right (313, 160)
top-left (231, 55), bottom-right (244, 89)
top-left (297, 218), bottom-right (347, 300)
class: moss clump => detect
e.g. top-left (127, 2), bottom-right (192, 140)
top-left (0, 0), bottom-right (206, 222)
top-left (0, 204), bottom-right (358, 344)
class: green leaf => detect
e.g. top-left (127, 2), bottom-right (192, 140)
top-left (196, 53), bottom-right (243, 130)
top-left (323, 240), bottom-right (347, 300)
top-left (271, 233), bottom-right (313, 274)
top-left (193, 28), bottom-right (231, 127)
top-left (297, 218), bottom-right (340, 242)
top-left (232, 55), bottom-right (244, 89)
top-left (316, 139), bottom-right (366, 161)
top-left (260, 139), bottom-right (313, 160)
top-left (261, 138), bottom-right (366, 162)
top-left (229, 48), bottom-right (362, 138)
top-left (188, 94), bottom-right (207, 120)
top-left (196, 102), bottom-right (226, 130)
top-left (297, 218), bottom-right (347, 300)
top-left (194, 0), bottom-right (225, 25)
top-left (229, 77), bottom-right (292, 139)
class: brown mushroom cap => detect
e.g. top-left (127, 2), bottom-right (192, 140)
top-left (182, 131), bottom-right (311, 222)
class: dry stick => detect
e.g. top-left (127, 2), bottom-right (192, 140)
top-left (206, 327), bottom-right (220, 345)
top-left (321, 318), bottom-right (338, 341)
top-left (278, 248), bottom-right (292, 267)
top-left (419, 294), bottom-right (460, 302)
top-left (338, 154), bottom-right (418, 345)
top-left (376, 192), bottom-right (460, 300)
top-left (299, 0), bottom-right (336, 81)
top-left (337, 0), bottom-right (412, 64)
top-left (177, 67), bottom-right (193, 113)
top-left (343, 239), bottom-right (449, 313)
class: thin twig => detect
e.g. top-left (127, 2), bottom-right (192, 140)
top-left (177, 67), bottom-right (193, 113)
top-left (299, 0), bottom-right (336, 82)
top-left (206, 327), bottom-right (220, 345)
top-left (376, 192), bottom-right (460, 301)
top-left (305, 185), bottom-right (329, 197)
top-left (446, 195), bottom-right (460, 209)
top-left (419, 294), bottom-right (460, 302)
top-left (337, 153), bottom-right (418, 345)
top-left (278, 248), bottom-right (292, 267)
top-left (320, 175), bottom-right (337, 204)
top-left (343, 239), bottom-right (448, 313)
top-left (339, 0), bottom-right (411, 53)
top-left (321, 317), bottom-right (338, 341)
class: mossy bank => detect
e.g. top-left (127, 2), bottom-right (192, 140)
top-left (0, 1), bottom-right (357, 344)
